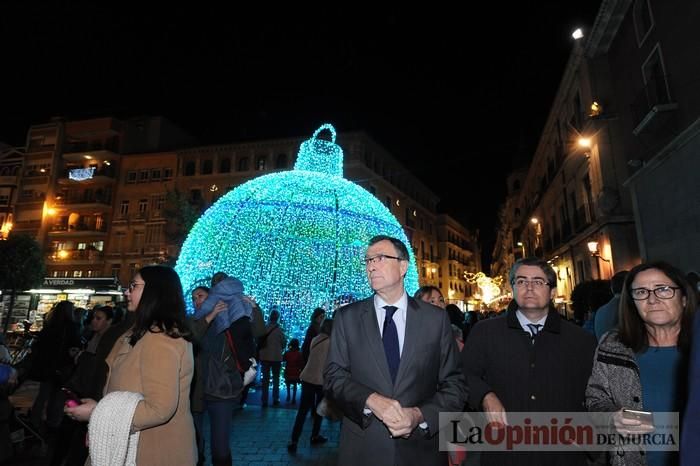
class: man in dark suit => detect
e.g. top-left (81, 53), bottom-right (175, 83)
top-left (462, 257), bottom-right (597, 466)
top-left (324, 235), bottom-right (466, 466)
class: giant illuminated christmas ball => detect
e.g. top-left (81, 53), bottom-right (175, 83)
top-left (175, 124), bottom-right (419, 336)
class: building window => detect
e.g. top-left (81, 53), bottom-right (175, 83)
top-left (139, 170), bottom-right (149, 183)
top-left (126, 171), bottom-right (137, 184)
top-left (220, 157), bottom-right (231, 173)
top-left (146, 224), bottom-right (163, 244)
top-left (111, 265), bottom-right (120, 279)
top-left (150, 169), bottom-right (161, 181)
top-left (151, 194), bottom-right (165, 217)
top-left (184, 161), bottom-right (196, 176)
top-left (202, 159), bottom-right (213, 175)
top-left (120, 200), bottom-right (129, 217)
top-left (191, 189), bottom-right (202, 202)
top-left (256, 156), bottom-right (266, 171)
top-left (275, 153), bottom-right (288, 169)
top-left (237, 157), bottom-right (249, 172)
top-left (641, 45), bottom-right (672, 109)
top-left (576, 260), bottom-right (586, 283)
top-left (570, 91), bottom-right (583, 131)
top-left (132, 231), bottom-right (144, 252)
top-left (633, 0), bottom-right (654, 45)
top-left (115, 231), bottom-right (126, 252)
top-left (138, 199), bottom-right (148, 214)
top-left (163, 168), bottom-right (173, 179)
top-left (73, 270), bottom-right (83, 278)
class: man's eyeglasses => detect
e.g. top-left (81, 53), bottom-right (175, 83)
top-left (363, 254), bottom-right (403, 266)
top-left (630, 286), bottom-right (681, 300)
top-left (512, 278), bottom-right (551, 289)
top-left (127, 282), bottom-right (145, 292)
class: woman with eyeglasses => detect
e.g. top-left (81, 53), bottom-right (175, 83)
top-left (65, 266), bottom-right (196, 465)
top-left (586, 262), bottom-right (696, 466)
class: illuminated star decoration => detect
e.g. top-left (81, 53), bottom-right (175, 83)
top-left (175, 124), bottom-right (419, 339)
top-left (465, 272), bottom-right (504, 305)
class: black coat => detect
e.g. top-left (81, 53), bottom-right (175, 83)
top-left (461, 309), bottom-right (597, 466)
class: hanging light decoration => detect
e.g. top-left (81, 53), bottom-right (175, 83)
top-left (175, 124), bottom-right (419, 338)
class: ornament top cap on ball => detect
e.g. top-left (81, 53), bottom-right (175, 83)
top-left (293, 123), bottom-right (343, 177)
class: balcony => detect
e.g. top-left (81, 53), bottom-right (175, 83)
top-left (62, 141), bottom-right (119, 162)
top-left (16, 191), bottom-right (46, 204)
top-left (12, 219), bottom-right (41, 231)
top-left (48, 222), bottom-right (107, 236)
top-left (54, 193), bottom-right (112, 210)
top-left (58, 165), bottom-right (117, 184)
top-left (631, 74), bottom-right (678, 136)
top-left (0, 175), bottom-right (19, 186)
top-left (46, 249), bottom-right (104, 263)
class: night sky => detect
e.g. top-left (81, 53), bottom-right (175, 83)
top-left (0, 3), bottom-right (601, 270)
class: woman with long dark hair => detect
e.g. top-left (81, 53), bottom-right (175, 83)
top-left (301, 307), bottom-right (326, 365)
top-left (66, 266), bottom-right (196, 465)
top-left (30, 300), bottom-right (80, 429)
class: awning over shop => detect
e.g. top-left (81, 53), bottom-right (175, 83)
top-left (27, 277), bottom-right (122, 294)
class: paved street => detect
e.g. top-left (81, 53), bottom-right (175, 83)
top-left (214, 398), bottom-right (341, 466)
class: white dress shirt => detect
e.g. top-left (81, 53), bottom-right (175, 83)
top-left (516, 309), bottom-right (548, 336)
top-left (374, 293), bottom-right (408, 356)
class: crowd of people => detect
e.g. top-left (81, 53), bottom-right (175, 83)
top-left (0, 233), bottom-right (698, 466)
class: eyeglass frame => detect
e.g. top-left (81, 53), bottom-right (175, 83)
top-left (363, 254), bottom-right (405, 266)
top-left (511, 278), bottom-right (552, 289)
top-left (629, 286), bottom-right (682, 300)
top-left (127, 281), bottom-right (146, 292)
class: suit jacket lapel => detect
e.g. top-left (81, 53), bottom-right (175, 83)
top-left (395, 297), bottom-right (420, 386)
top-left (360, 296), bottom-right (394, 387)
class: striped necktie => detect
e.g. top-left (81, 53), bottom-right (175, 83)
top-left (527, 323), bottom-right (542, 343)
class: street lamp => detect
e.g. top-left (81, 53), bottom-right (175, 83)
top-left (586, 241), bottom-right (610, 262)
top-left (530, 217), bottom-right (542, 256)
top-left (587, 240), bottom-right (611, 279)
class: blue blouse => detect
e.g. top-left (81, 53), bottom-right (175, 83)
top-left (636, 346), bottom-right (681, 466)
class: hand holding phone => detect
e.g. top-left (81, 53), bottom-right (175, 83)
top-left (62, 388), bottom-right (82, 408)
top-left (622, 408), bottom-right (654, 425)
top-left (614, 408), bottom-right (654, 434)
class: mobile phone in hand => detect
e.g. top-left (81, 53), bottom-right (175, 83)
top-left (622, 408), bottom-right (654, 425)
top-left (62, 388), bottom-right (82, 407)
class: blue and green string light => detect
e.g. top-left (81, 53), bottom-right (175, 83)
top-left (175, 124), bottom-right (418, 339)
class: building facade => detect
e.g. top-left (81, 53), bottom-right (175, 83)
top-left (5, 119), bottom-right (479, 309)
top-left (491, 0), bottom-right (699, 306)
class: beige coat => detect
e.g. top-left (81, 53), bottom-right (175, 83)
top-left (300, 333), bottom-right (329, 386)
top-left (103, 329), bottom-right (196, 466)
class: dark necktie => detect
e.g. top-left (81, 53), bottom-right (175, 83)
top-left (527, 323), bottom-right (542, 343)
top-left (382, 305), bottom-right (400, 383)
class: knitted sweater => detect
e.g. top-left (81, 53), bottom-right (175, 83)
top-left (88, 391), bottom-right (143, 466)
